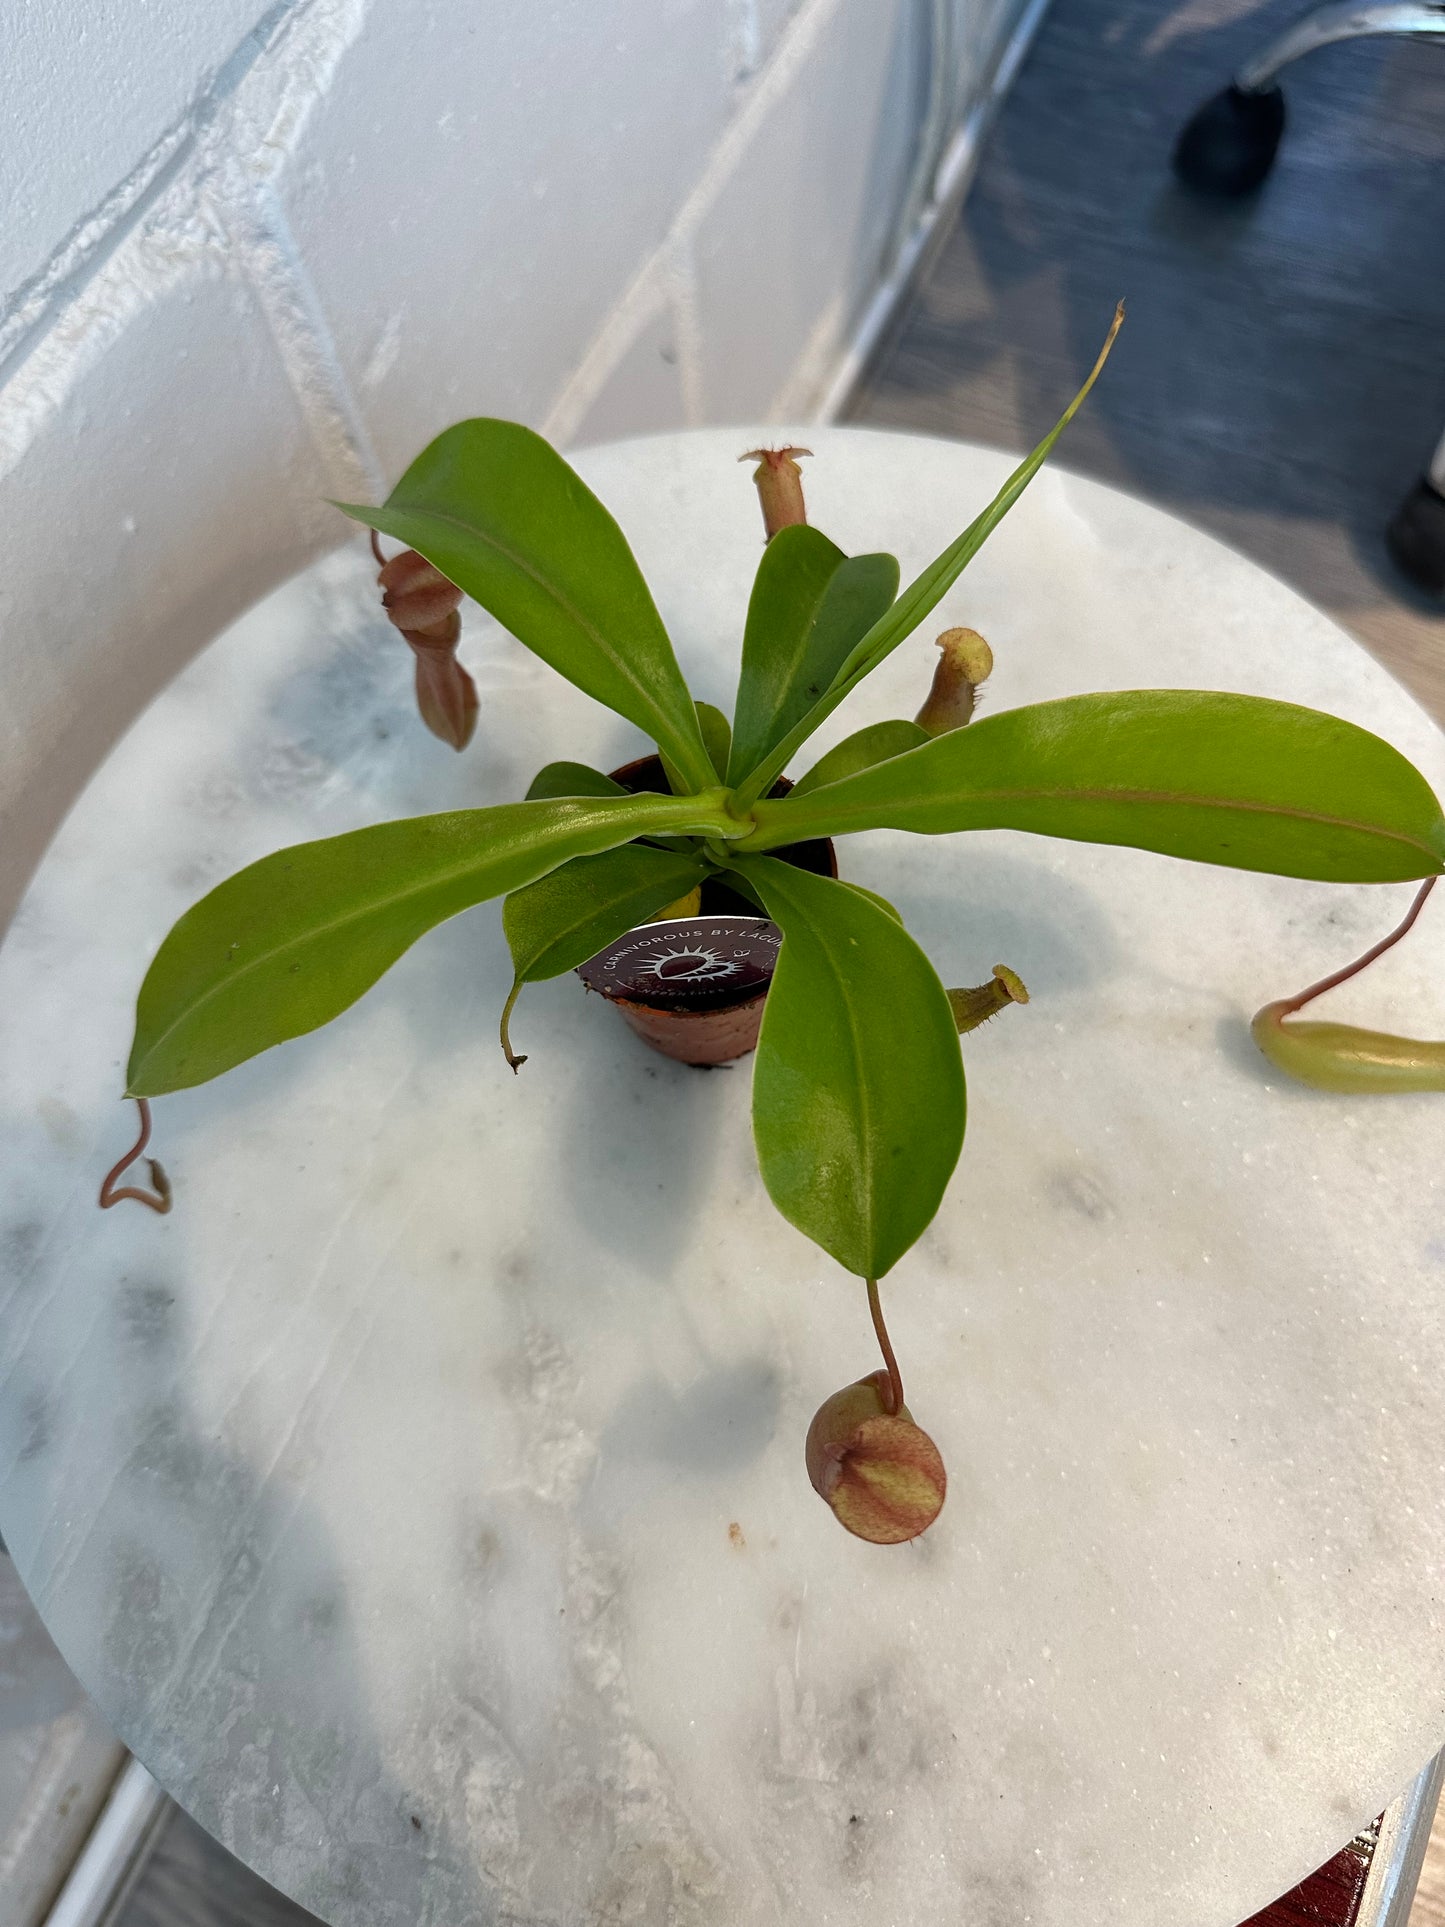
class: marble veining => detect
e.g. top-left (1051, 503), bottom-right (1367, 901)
top-left (2, 430), bottom-right (1445, 1927)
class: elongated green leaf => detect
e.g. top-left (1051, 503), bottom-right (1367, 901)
top-left (504, 843), bottom-right (708, 984)
top-left (697, 701), bottom-right (732, 781)
top-left (791, 720), bottom-right (929, 797)
top-left (525, 761), bottom-right (627, 802)
top-left (337, 420), bottom-right (714, 790)
top-left (524, 759), bottom-right (695, 853)
top-left (731, 310), bottom-right (1123, 806)
top-left (732, 856), bottom-right (965, 1279)
top-left (729, 528), bottom-right (841, 778)
top-left (727, 527), bottom-right (898, 783)
top-left (664, 701), bottom-right (733, 791)
top-left (128, 791), bottom-right (737, 1096)
top-left (741, 691), bottom-right (1445, 884)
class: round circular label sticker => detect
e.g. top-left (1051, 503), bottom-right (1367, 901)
top-left (577, 915), bottom-right (783, 1010)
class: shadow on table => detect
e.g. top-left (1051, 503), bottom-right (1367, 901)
top-left (0, 1273), bottom-right (493, 1927)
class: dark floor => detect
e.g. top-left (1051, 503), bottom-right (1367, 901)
top-left (111, 3), bottom-right (1445, 1922)
top-left (115, 1806), bottom-right (323, 1927)
top-left (853, 0), bottom-right (1445, 721)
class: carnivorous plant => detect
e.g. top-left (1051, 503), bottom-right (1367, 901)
top-left (104, 309), bottom-right (1445, 1542)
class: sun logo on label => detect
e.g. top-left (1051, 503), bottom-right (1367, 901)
top-left (636, 943), bottom-right (742, 984)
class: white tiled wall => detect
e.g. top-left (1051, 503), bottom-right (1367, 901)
top-left (0, 0), bottom-right (1035, 930)
top-left (691, 2), bottom-right (929, 419)
top-left (1, 0), bottom-right (271, 302)
top-left (279, 0), bottom-right (742, 472)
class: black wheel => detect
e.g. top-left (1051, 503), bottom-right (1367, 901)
top-left (1172, 84), bottom-right (1286, 195)
top-left (1386, 476), bottom-right (1445, 597)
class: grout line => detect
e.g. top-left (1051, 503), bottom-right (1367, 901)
top-left (0, 0), bottom-right (378, 501)
top-left (0, 0), bottom-right (309, 392)
top-left (540, 0), bottom-right (843, 443)
top-left (547, 0), bottom-right (1048, 445)
top-left (663, 0), bottom-right (844, 250)
top-left (767, 287), bottom-right (847, 421)
top-left (231, 181), bottom-right (386, 499)
top-left (0, 128), bottom-right (195, 381)
top-left (218, 0), bottom-right (380, 498)
top-left (669, 236), bottom-right (709, 430)
top-left (812, 0), bottom-right (1055, 424)
top-left (540, 262), bottom-right (672, 448)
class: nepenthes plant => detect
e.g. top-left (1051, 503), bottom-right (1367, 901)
top-left (104, 309), bottom-right (1445, 1543)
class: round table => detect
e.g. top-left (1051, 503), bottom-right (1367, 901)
top-left (2, 428), bottom-right (1444, 1927)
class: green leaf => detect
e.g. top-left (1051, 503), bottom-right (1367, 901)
top-left (731, 309), bottom-right (1123, 807)
top-left (525, 758), bottom-right (695, 854)
top-left (836, 879), bottom-right (903, 922)
top-left (732, 856), bottom-right (965, 1279)
top-left (697, 701), bottom-right (732, 781)
top-left (128, 791), bottom-right (738, 1096)
top-left (790, 720), bottom-right (930, 797)
top-left (741, 691), bottom-right (1445, 884)
top-left (504, 843), bottom-right (708, 984)
top-left (500, 841), bottom-right (709, 1066)
top-left (337, 420), bottom-right (714, 790)
top-left (663, 701), bottom-right (733, 791)
top-left (727, 527), bottom-right (898, 784)
top-left (525, 760), bottom-right (627, 802)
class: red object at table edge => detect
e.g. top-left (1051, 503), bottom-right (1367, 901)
top-left (1240, 1831), bottom-right (1377, 1927)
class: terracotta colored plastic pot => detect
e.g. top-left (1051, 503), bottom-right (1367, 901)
top-left (604, 971), bottom-right (774, 1067)
top-left (580, 754), bottom-right (836, 1066)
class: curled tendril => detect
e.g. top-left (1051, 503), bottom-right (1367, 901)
top-left (499, 978), bottom-right (528, 1073)
top-left (99, 1099), bottom-right (172, 1214)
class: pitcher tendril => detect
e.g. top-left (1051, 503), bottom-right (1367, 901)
top-left (805, 1282), bottom-right (947, 1544)
top-left (1275, 875), bottom-right (1435, 1017)
top-left (1252, 877), bottom-right (1445, 1093)
top-left (866, 1275), bottom-right (904, 1416)
top-left (99, 1099), bottom-right (172, 1214)
top-left (499, 979), bottom-right (527, 1073)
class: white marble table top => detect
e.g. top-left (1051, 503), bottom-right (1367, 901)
top-left (2, 428), bottom-right (1445, 1927)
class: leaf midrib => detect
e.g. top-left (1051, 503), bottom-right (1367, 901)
top-left (829, 930), bottom-right (877, 1266)
top-left (734, 556), bottom-right (842, 777)
top-left (760, 782), bottom-right (1444, 862)
top-left (132, 805), bottom-right (688, 1081)
top-left (759, 878), bottom-right (878, 1267)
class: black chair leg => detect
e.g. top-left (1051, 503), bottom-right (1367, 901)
top-left (1172, 1), bottom-right (1445, 197)
top-left (1173, 85), bottom-right (1285, 194)
top-left (1387, 475), bottom-right (1445, 598)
